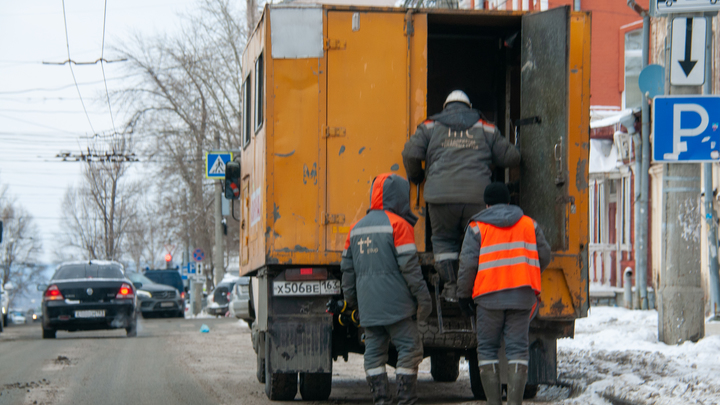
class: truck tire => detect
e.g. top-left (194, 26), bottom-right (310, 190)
top-left (430, 353), bottom-right (460, 382)
top-left (264, 333), bottom-right (297, 400)
top-left (257, 353), bottom-right (266, 383)
top-left (299, 373), bottom-right (332, 401)
top-left (524, 384), bottom-right (539, 399)
top-left (418, 319), bottom-right (476, 349)
top-left (42, 327), bottom-right (56, 339)
top-left (466, 352), bottom-right (486, 400)
top-left (265, 371), bottom-right (297, 401)
top-left (0, 313), bottom-right (3, 332)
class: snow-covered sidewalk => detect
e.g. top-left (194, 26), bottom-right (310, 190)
top-left (557, 307), bottom-right (720, 405)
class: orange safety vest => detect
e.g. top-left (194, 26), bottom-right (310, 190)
top-left (470, 215), bottom-right (542, 299)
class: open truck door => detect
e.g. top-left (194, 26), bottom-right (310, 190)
top-left (511, 5), bottom-right (590, 390)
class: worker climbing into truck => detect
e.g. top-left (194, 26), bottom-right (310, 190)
top-left (340, 173), bottom-right (432, 405)
top-left (402, 90), bottom-right (521, 303)
top-left (457, 182), bottom-right (551, 405)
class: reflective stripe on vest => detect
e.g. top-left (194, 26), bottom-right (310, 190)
top-left (472, 215), bottom-right (541, 299)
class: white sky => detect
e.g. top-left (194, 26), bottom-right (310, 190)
top-left (0, 0), bottom-right (201, 262)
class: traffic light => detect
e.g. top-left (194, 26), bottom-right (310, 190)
top-left (224, 161), bottom-right (241, 200)
top-left (165, 254), bottom-right (172, 269)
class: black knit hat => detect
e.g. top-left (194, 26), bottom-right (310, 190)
top-left (484, 182), bottom-right (510, 206)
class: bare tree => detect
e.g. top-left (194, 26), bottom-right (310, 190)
top-left (0, 193), bottom-right (44, 309)
top-left (59, 137), bottom-right (141, 262)
top-left (115, 0), bottom-right (246, 284)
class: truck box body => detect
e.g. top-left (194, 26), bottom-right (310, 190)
top-left (240, 4), bottom-right (590, 399)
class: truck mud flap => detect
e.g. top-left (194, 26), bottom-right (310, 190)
top-left (268, 316), bottom-right (332, 374)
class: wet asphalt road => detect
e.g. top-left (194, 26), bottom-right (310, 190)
top-left (0, 317), bottom-right (231, 405)
top-left (0, 317), bottom-right (570, 405)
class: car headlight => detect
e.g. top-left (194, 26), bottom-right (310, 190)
top-left (137, 290), bottom-right (152, 299)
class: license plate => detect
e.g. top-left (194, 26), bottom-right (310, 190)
top-left (160, 302), bottom-right (175, 307)
top-left (273, 280), bottom-right (341, 296)
top-left (74, 310), bottom-right (105, 318)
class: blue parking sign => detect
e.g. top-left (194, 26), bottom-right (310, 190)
top-left (653, 95), bottom-right (720, 162)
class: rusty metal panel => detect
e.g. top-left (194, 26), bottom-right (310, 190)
top-left (240, 14), bottom-right (268, 276)
top-left (270, 58), bottom-right (322, 253)
top-left (268, 316), bottom-right (333, 373)
top-left (519, 6), bottom-right (570, 252)
top-left (325, 11), bottom-right (409, 251)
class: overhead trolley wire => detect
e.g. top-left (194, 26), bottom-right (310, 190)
top-left (100, 0), bottom-right (118, 139)
top-left (61, 0), bottom-right (96, 136)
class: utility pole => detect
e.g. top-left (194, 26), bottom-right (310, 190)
top-left (626, 0), bottom-right (650, 311)
top-left (658, 14), bottom-right (707, 344)
top-left (702, 15), bottom-right (720, 321)
top-left (214, 132), bottom-right (225, 286)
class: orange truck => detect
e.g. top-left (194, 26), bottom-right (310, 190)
top-left (236, 3), bottom-right (590, 401)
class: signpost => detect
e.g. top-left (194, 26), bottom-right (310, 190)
top-left (652, 95), bottom-right (720, 162)
top-left (670, 17), bottom-right (706, 86)
top-left (656, 0), bottom-right (720, 15)
top-left (205, 151), bottom-right (233, 179)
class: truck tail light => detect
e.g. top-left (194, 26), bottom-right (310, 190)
top-left (285, 268), bottom-right (328, 281)
top-left (181, 292), bottom-right (185, 300)
top-left (44, 285), bottom-right (64, 301)
top-left (116, 283), bottom-right (135, 299)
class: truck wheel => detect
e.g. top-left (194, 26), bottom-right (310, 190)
top-left (299, 373), bottom-right (332, 401)
top-left (257, 356), bottom-right (266, 383)
top-left (0, 313), bottom-right (4, 332)
top-left (42, 327), bottom-right (56, 339)
top-left (264, 333), bottom-right (297, 400)
top-left (430, 353), bottom-right (460, 382)
top-left (265, 371), bottom-right (297, 401)
top-left (466, 352), bottom-right (486, 400)
top-left (524, 384), bottom-right (539, 399)
top-left (418, 318), bottom-right (476, 349)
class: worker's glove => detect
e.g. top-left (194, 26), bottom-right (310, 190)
top-left (416, 299), bottom-right (432, 324)
top-left (458, 297), bottom-right (476, 318)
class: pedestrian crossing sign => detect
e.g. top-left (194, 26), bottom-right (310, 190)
top-left (205, 152), bottom-right (233, 179)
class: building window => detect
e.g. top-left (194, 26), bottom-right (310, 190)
top-left (590, 179), bottom-right (607, 245)
top-left (254, 53), bottom-right (264, 133)
top-left (242, 75), bottom-right (252, 148)
top-left (624, 29), bottom-right (643, 109)
top-left (620, 175), bottom-right (632, 249)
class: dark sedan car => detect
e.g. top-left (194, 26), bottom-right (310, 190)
top-left (41, 261), bottom-right (137, 339)
top-left (127, 273), bottom-right (184, 318)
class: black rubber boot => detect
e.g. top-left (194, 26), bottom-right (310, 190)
top-left (479, 363), bottom-right (502, 405)
top-left (507, 363), bottom-right (528, 405)
top-left (435, 260), bottom-right (458, 302)
top-left (396, 374), bottom-right (418, 405)
top-left (366, 373), bottom-right (391, 405)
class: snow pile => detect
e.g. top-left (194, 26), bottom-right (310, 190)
top-left (557, 307), bottom-right (720, 405)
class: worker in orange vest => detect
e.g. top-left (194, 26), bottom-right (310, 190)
top-left (457, 182), bottom-right (551, 405)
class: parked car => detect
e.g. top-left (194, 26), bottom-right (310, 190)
top-left (207, 276), bottom-right (240, 317)
top-left (229, 277), bottom-right (254, 326)
top-left (127, 272), bottom-right (184, 318)
top-left (40, 261), bottom-right (137, 339)
top-left (9, 311), bottom-right (26, 325)
top-left (143, 269), bottom-right (186, 297)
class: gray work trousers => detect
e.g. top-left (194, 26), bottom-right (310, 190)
top-left (475, 305), bottom-right (534, 362)
top-left (364, 317), bottom-right (423, 374)
top-left (428, 203), bottom-right (485, 260)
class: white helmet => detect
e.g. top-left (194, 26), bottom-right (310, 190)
top-left (443, 90), bottom-right (471, 108)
